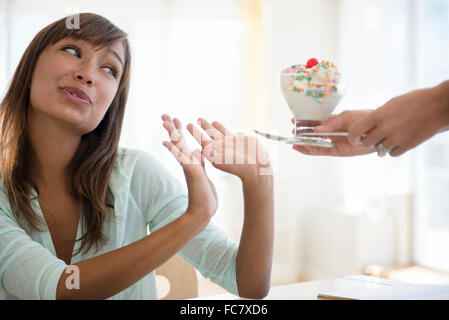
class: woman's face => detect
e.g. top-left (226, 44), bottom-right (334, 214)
top-left (29, 37), bottom-right (125, 135)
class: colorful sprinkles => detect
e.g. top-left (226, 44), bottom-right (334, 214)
top-left (283, 59), bottom-right (341, 100)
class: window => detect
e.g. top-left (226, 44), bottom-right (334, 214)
top-left (412, 0), bottom-right (449, 272)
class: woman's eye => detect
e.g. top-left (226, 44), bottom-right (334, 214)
top-left (63, 46), bottom-right (80, 57)
top-left (103, 66), bottom-right (118, 78)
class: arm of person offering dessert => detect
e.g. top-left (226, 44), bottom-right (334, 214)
top-left (292, 79), bottom-right (449, 157)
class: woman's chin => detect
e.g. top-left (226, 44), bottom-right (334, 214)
top-left (55, 112), bottom-right (95, 135)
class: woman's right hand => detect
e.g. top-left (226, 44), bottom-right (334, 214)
top-left (291, 110), bottom-right (376, 157)
top-left (161, 114), bottom-right (218, 226)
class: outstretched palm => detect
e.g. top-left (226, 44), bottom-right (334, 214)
top-left (187, 118), bottom-right (270, 179)
top-left (162, 115), bottom-right (218, 215)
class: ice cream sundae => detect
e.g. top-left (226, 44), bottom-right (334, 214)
top-left (281, 58), bottom-right (344, 135)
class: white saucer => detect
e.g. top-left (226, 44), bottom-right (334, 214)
top-left (284, 136), bottom-right (334, 148)
top-left (253, 129), bottom-right (335, 148)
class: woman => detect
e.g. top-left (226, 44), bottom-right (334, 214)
top-left (0, 13), bottom-right (274, 300)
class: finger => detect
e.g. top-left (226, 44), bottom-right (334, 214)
top-left (361, 127), bottom-right (386, 148)
top-left (389, 145), bottom-right (406, 157)
top-left (293, 144), bottom-right (322, 156)
top-left (162, 114), bottom-right (182, 142)
top-left (307, 145), bottom-right (332, 156)
top-left (187, 124), bottom-right (218, 164)
top-left (173, 117), bottom-right (193, 151)
top-left (162, 120), bottom-right (183, 145)
top-left (161, 113), bottom-right (171, 121)
top-left (292, 145), bottom-right (310, 154)
top-left (211, 121), bottom-right (233, 137)
top-left (162, 120), bottom-right (181, 144)
top-left (348, 113), bottom-right (378, 145)
top-left (197, 118), bottom-right (223, 141)
top-left (163, 141), bottom-right (198, 166)
top-left (382, 140), bottom-right (398, 152)
top-left (317, 111), bottom-right (351, 133)
top-left (187, 123), bottom-right (214, 150)
top-left (173, 117), bottom-right (182, 130)
top-left (382, 138), bottom-right (401, 157)
top-left (163, 120), bottom-right (192, 157)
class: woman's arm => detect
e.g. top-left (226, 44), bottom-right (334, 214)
top-left (59, 115), bottom-right (220, 299)
top-left (236, 172), bottom-right (274, 299)
top-left (57, 210), bottom-right (209, 299)
top-left (0, 206), bottom-right (207, 300)
top-left (185, 117), bottom-right (275, 298)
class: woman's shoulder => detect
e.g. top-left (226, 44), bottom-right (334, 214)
top-left (114, 147), bottom-right (183, 188)
top-left (113, 146), bottom-right (170, 181)
top-left (0, 180), bottom-right (14, 218)
top-left (116, 146), bottom-right (160, 170)
top-left (117, 146), bottom-right (144, 158)
top-left (113, 147), bottom-right (186, 200)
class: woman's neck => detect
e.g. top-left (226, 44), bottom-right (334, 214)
top-left (26, 108), bottom-right (81, 192)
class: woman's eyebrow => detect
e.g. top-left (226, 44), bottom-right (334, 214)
top-left (108, 48), bottom-right (124, 69)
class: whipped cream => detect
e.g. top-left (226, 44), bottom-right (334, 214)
top-left (281, 60), bottom-right (343, 121)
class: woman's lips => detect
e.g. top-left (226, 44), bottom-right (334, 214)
top-left (61, 88), bottom-right (90, 105)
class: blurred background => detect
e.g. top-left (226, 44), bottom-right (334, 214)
top-left (1, 0), bottom-right (448, 297)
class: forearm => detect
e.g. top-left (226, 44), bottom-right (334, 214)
top-left (56, 211), bottom-right (207, 300)
top-left (435, 80), bottom-right (449, 132)
top-left (236, 172), bottom-right (274, 299)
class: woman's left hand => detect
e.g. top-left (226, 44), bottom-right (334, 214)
top-left (187, 118), bottom-right (271, 183)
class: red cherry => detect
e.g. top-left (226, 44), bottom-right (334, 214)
top-left (306, 58), bottom-right (319, 69)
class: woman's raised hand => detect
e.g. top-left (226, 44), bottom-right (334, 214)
top-left (163, 114), bottom-right (271, 186)
top-left (187, 117), bottom-right (271, 184)
top-left (161, 114), bottom-right (218, 223)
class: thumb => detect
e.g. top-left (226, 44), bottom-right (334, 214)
top-left (315, 112), bottom-right (350, 132)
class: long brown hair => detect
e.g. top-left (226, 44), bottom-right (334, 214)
top-left (0, 13), bottom-right (131, 256)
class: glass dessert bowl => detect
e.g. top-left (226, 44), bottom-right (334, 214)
top-left (254, 58), bottom-right (347, 147)
top-left (280, 58), bottom-right (346, 147)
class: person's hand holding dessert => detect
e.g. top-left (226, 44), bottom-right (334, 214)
top-left (290, 111), bottom-right (375, 157)
top-left (292, 79), bottom-right (449, 157)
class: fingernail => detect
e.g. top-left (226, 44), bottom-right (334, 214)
top-left (315, 125), bottom-right (324, 131)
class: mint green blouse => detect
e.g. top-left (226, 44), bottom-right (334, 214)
top-left (0, 147), bottom-right (239, 299)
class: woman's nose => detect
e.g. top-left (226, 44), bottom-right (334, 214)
top-left (75, 67), bottom-right (95, 86)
